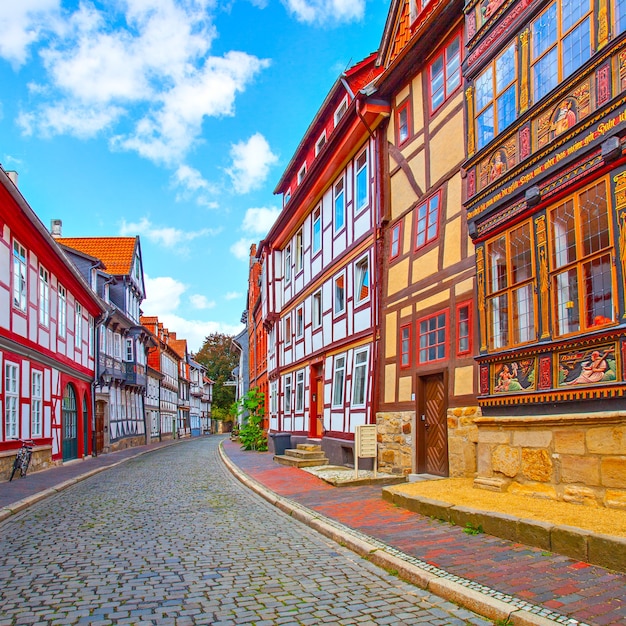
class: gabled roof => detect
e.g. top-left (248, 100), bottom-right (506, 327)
top-left (58, 237), bottom-right (137, 276)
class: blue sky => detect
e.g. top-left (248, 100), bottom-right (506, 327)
top-left (1, 0), bottom-right (389, 352)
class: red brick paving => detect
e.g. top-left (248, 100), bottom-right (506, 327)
top-left (224, 440), bottom-right (626, 625)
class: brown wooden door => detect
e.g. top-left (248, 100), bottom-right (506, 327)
top-left (95, 400), bottom-right (105, 454)
top-left (417, 373), bottom-right (449, 476)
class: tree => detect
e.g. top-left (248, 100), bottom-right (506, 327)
top-left (237, 388), bottom-right (267, 451)
top-left (195, 333), bottom-right (239, 411)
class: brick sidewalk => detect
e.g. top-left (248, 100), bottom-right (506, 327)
top-left (222, 439), bottom-right (626, 626)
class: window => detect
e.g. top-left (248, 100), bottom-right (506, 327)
top-left (75, 303), bottom-right (83, 348)
top-left (312, 207), bottom-right (321, 254)
top-left (334, 96), bottom-right (348, 126)
top-left (410, 0), bottom-right (432, 21)
top-left (400, 324), bottom-right (411, 368)
top-left (475, 43), bottom-right (517, 150)
top-left (284, 374), bottom-right (292, 413)
top-left (31, 370), bottom-right (42, 437)
top-left (296, 306), bottom-right (304, 338)
top-left (12, 240), bottom-right (27, 312)
top-left (352, 349), bottom-right (368, 406)
top-left (390, 222), bottom-right (402, 260)
top-left (487, 221), bottom-right (536, 349)
top-left (296, 371), bottom-right (304, 411)
top-left (415, 192), bottom-right (441, 249)
top-left (284, 189), bottom-right (291, 205)
top-left (58, 285), bottom-right (67, 338)
top-left (284, 316), bottom-right (292, 346)
top-left (430, 35), bottom-right (461, 111)
top-left (284, 245), bottom-right (292, 283)
top-left (457, 302), bottom-right (472, 356)
top-left (549, 179), bottom-right (615, 337)
top-left (334, 177), bottom-right (345, 232)
top-left (355, 150), bottom-right (368, 211)
top-left (39, 266), bottom-right (50, 326)
top-left (332, 356), bottom-right (346, 407)
top-left (313, 290), bottom-right (322, 329)
top-left (354, 256), bottom-right (370, 304)
top-left (397, 102), bottom-right (410, 144)
top-left (298, 163), bottom-right (306, 185)
top-left (531, 1), bottom-right (592, 102)
top-left (5, 363), bottom-right (19, 440)
top-left (270, 381), bottom-right (278, 415)
top-left (89, 316), bottom-right (95, 357)
top-left (125, 338), bottom-right (134, 361)
top-left (617, 0), bottom-right (626, 34)
top-left (295, 229), bottom-right (303, 273)
top-left (113, 332), bottom-right (121, 359)
top-left (315, 131), bottom-right (327, 155)
top-left (418, 311), bottom-right (448, 363)
top-left (334, 274), bottom-right (345, 315)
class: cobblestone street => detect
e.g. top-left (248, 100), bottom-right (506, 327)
top-left (0, 438), bottom-right (490, 625)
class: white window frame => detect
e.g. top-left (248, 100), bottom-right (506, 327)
top-left (270, 381), bottom-right (278, 415)
top-left (39, 266), bottom-right (50, 327)
top-left (298, 163), bottom-right (306, 185)
top-left (284, 316), bottom-right (292, 346)
top-left (284, 374), bottom-right (292, 413)
top-left (296, 370), bottom-right (304, 412)
top-left (334, 177), bottom-right (345, 233)
top-left (89, 316), bottom-right (95, 357)
top-left (334, 96), bottom-right (348, 126)
top-left (334, 273), bottom-right (346, 315)
top-left (355, 149), bottom-right (368, 212)
top-left (296, 229), bottom-right (303, 273)
top-left (74, 303), bottom-right (83, 349)
top-left (58, 285), bottom-right (67, 338)
top-left (332, 355), bottom-right (346, 408)
top-left (12, 240), bottom-right (27, 313)
top-left (312, 206), bottom-right (322, 254)
top-left (315, 131), bottom-right (327, 155)
top-left (284, 245), bottom-right (292, 284)
top-left (113, 333), bottom-right (122, 359)
top-left (31, 370), bottom-right (42, 437)
top-left (354, 254), bottom-right (370, 305)
top-left (312, 289), bottom-right (322, 329)
top-left (351, 348), bottom-right (369, 407)
top-left (125, 338), bottom-right (134, 362)
top-left (296, 306), bottom-right (304, 338)
top-left (5, 362), bottom-right (19, 440)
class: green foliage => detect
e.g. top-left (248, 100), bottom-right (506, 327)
top-left (195, 333), bottom-right (239, 411)
top-left (463, 523), bottom-right (484, 535)
top-left (237, 388), bottom-right (267, 451)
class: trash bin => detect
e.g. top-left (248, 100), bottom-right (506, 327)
top-left (270, 432), bottom-right (292, 456)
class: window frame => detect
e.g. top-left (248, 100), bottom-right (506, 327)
top-left (418, 310), bottom-right (449, 364)
top-left (58, 285), bottom-right (67, 338)
top-left (296, 306), bottom-right (304, 339)
top-left (414, 191), bottom-right (442, 251)
top-left (390, 222), bottom-right (402, 260)
top-left (334, 176), bottom-right (346, 233)
top-left (334, 96), bottom-right (348, 127)
top-left (297, 163), bottom-right (306, 185)
top-left (284, 244), bottom-right (292, 284)
top-left (397, 101), bottom-right (411, 145)
top-left (5, 362), bottom-right (19, 440)
top-left (312, 289), bottom-right (322, 330)
top-left (39, 265), bottom-right (50, 327)
top-left (315, 131), bottom-right (327, 155)
top-left (31, 369), bottom-right (43, 438)
top-left (12, 239), bottom-right (27, 313)
top-left (284, 374), bottom-right (292, 413)
top-left (355, 149), bottom-right (368, 213)
top-left (75, 303), bottom-right (83, 349)
top-left (354, 254), bottom-right (370, 306)
top-left (312, 206), bottom-right (322, 255)
top-left (295, 229), bottom-right (303, 274)
top-left (429, 33), bottom-right (462, 113)
top-left (400, 323), bottom-right (412, 369)
top-left (295, 370), bottom-right (305, 412)
top-left (333, 273), bottom-right (346, 316)
top-left (332, 355), bottom-right (346, 408)
top-left (351, 348), bottom-right (369, 407)
top-left (456, 301), bottom-right (473, 357)
top-left (284, 316), bottom-right (292, 346)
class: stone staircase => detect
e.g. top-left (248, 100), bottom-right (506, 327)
top-left (273, 444), bottom-right (329, 468)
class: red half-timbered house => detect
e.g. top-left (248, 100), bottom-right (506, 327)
top-left (259, 54), bottom-right (388, 465)
top-left (0, 168), bottom-right (103, 475)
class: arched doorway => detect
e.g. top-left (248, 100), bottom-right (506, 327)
top-left (62, 384), bottom-right (78, 461)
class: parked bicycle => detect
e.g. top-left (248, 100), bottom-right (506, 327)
top-left (9, 439), bottom-right (34, 481)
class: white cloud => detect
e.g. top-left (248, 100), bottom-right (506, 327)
top-left (172, 164), bottom-right (219, 208)
top-left (225, 291), bottom-right (242, 300)
top-left (15, 1), bottom-right (270, 163)
top-left (143, 275), bottom-right (187, 314)
top-left (241, 206), bottom-right (280, 236)
top-left (119, 216), bottom-right (217, 249)
top-left (282, 0), bottom-right (364, 25)
top-left (230, 237), bottom-right (256, 261)
top-left (190, 294), bottom-right (216, 310)
top-left (0, 0), bottom-right (59, 67)
top-left (226, 133), bottom-right (278, 194)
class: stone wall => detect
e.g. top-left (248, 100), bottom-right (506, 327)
top-left (0, 445), bottom-right (52, 481)
top-left (376, 407), bottom-right (480, 477)
top-left (474, 413), bottom-right (626, 510)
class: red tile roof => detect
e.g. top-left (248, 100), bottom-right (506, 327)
top-left (58, 237), bottom-right (137, 275)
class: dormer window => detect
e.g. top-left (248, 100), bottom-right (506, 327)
top-left (315, 131), bottom-right (327, 155)
top-left (334, 96), bottom-right (348, 127)
top-left (298, 163), bottom-right (307, 185)
top-left (284, 188), bottom-right (291, 206)
top-left (410, 0), bottom-right (431, 22)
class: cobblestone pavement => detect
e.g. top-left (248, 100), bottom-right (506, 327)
top-left (0, 437), bottom-right (491, 626)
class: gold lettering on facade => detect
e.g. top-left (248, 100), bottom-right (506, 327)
top-left (466, 86), bottom-right (476, 157)
top-left (519, 29), bottom-right (530, 113)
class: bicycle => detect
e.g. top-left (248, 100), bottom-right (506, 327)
top-left (9, 439), bottom-right (34, 481)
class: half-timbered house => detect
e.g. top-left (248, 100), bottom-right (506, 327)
top-left (0, 168), bottom-right (103, 475)
top-left (463, 0), bottom-right (626, 505)
top-left (259, 54), bottom-right (388, 464)
top-left (58, 235), bottom-right (151, 453)
top-left (374, 0), bottom-right (479, 478)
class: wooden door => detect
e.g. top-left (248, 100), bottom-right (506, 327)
top-left (417, 373), bottom-right (448, 476)
top-left (309, 365), bottom-right (324, 438)
top-left (95, 400), bottom-right (105, 454)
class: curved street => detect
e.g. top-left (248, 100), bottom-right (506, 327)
top-left (0, 437), bottom-right (489, 626)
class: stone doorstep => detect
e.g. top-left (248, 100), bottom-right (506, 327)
top-left (273, 454), bottom-right (330, 468)
top-left (381, 487), bottom-right (626, 575)
top-left (284, 448), bottom-right (327, 460)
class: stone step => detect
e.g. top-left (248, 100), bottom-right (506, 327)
top-left (273, 454), bottom-right (330, 468)
top-left (284, 448), bottom-right (327, 460)
top-left (296, 444), bottom-right (322, 452)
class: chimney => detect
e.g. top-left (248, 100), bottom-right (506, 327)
top-left (51, 219), bottom-right (62, 238)
top-left (6, 171), bottom-right (18, 187)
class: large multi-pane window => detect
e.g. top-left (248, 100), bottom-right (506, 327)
top-left (5, 363), bottom-right (19, 440)
top-left (531, 0), bottom-right (592, 102)
top-left (475, 43), bottom-right (517, 150)
top-left (352, 349), bottom-right (368, 407)
top-left (12, 240), bottom-right (27, 312)
top-left (312, 207), bottom-right (321, 254)
top-left (58, 285), bottom-right (67, 338)
top-left (354, 256), bottom-right (370, 304)
top-left (486, 221), bottom-right (536, 350)
top-left (31, 370), bottom-right (42, 437)
top-left (334, 178), bottom-right (345, 232)
top-left (39, 266), bottom-right (50, 326)
top-left (418, 311), bottom-right (448, 363)
top-left (549, 179), bottom-right (615, 336)
top-left (415, 192), bottom-right (441, 249)
top-left (355, 150), bottom-right (368, 211)
top-left (430, 35), bottom-right (461, 111)
top-left (332, 355), bottom-right (346, 407)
